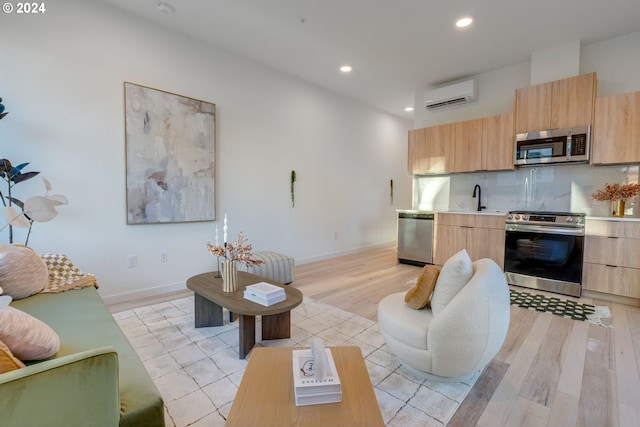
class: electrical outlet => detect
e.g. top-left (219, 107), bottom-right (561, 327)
top-left (127, 255), bottom-right (137, 268)
top-left (160, 252), bottom-right (168, 263)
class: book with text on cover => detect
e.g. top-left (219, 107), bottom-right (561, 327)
top-left (244, 282), bottom-right (285, 299)
top-left (243, 291), bottom-right (286, 306)
top-left (244, 281), bottom-right (286, 306)
top-left (292, 348), bottom-right (341, 396)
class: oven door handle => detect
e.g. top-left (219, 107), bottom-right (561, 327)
top-left (505, 223), bottom-right (584, 236)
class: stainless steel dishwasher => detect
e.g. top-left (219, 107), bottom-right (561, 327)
top-left (397, 211), bottom-right (434, 266)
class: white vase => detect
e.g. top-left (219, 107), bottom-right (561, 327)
top-left (221, 260), bottom-right (238, 292)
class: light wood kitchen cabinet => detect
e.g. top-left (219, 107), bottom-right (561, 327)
top-left (408, 127), bottom-right (430, 174)
top-left (407, 124), bottom-right (454, 174)
top-left (453, 119), bottom-right (483, 172)
top-left (434, 213), bottom-right (505, 268)
top-left (514, 72), bottom-right (596, 134)
top-left (583, 219), bottom-right (640, 299)
top-left (482, 112), bottom-right (515, 171)
top-left (591, 91), bottom-right (640, 165)
top-left (408, 113), bottom-right (514, 174)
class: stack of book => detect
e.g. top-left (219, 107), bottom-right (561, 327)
top-left (292, 348), bottom-right (342, 406)
top-left (243, 282), bottom-right (286, 306)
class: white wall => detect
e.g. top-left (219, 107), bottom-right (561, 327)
top-left (412, 32), bottom-right (640, 217)
top-left (0, 0), bottom-right (412, 302)
top-left (581, 32), bottom-right (640, 96)
top-left (413, 62), bottom-right (531, 128)
top-left (414, 31), bottom-right (640, 128)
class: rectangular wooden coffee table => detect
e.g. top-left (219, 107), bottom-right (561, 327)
top-left (226, 346), bottom-right (385, 427)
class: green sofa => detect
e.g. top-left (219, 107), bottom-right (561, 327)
top-left (0, 286), bottom-right (164, 427)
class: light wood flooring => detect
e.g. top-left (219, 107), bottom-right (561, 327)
top-left (108, 244), bottom-right (640, 426)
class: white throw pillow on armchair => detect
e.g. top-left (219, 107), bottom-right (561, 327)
top-left (430, 249), bottom-right (473, 316)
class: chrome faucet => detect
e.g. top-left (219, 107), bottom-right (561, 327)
top-left (472, 185), bottom-right (486, 212)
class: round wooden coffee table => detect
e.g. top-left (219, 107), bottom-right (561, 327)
top-left (186, 271), bottom-right (303, 358)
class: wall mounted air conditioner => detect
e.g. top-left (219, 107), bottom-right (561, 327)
top-left (424, 79), bottom-right (478, 111)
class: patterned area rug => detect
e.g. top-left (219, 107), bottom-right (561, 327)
top-left (509, 289), bottom-right (611, 326)
top-left (114, 296), bottom-right (478, 427)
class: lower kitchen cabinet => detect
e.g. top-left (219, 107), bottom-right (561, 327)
top-left (434, 213), bottom-right (505, 268)
top-left (582, 263), bottom-right (640, 299)
top-left (583, 219), bottom-right (640, 299)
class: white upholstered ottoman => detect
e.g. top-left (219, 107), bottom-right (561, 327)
top-left (247, 251), bottom-right (295, 284)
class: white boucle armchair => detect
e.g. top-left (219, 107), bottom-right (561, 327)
top-left (378, 257), bottom-right (510, 380)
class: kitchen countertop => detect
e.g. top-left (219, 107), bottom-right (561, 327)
top-left (398, 210), bottom-right (640, 221)
top-left (396, 209), bottom-right (506, 217)
top-left (586, 216), bottom-right (640, 222)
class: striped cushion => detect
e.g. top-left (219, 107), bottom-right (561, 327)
top-left (247, 251), bottom-right (295, 284)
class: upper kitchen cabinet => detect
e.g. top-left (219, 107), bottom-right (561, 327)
top-left (408, 113), bottom-right (514, 175)
top-left (592, 91), bottom-right (640, 165)
top-left (453, 119), bottom-right (483, 172)
top-left (514, 72), bottom-right (596, 133)
top-left (482, 112), bottom-right (514, 171)
top-left (408, 123), bottom-right (454, 174)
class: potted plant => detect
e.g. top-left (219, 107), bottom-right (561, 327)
top-left (0, 98), bottom-right (68, 245)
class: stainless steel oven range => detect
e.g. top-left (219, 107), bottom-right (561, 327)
top-left (504, 211), bottom-right (585, 297)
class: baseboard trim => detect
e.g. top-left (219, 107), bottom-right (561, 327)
top-left (101, 281), bottom-right (187, 305)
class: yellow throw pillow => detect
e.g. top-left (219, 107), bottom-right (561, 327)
top-left (0, 339), bottom-right (25, 373)
top-left (405, 265), bottom-right (440, 309)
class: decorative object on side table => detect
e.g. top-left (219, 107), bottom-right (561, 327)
top-left (292, 338), bottom-right (342, 406)
top-left (592, 182), bottom-right (640, 217)
top-left (0, 98), bottom-right (68, 244)
top-left (207, 217), bottom-right (264, 292)
top-left (243, 281), bottom-right (286, 306)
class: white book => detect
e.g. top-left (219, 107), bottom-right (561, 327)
top-left (245, 282), bottom-right (285, 298)
top-left (294, 390), bottom-right (342, 407)
top-left (243, 291), bottom-right (286, 306)
top-left (292, 348), bottom-right (341, 395)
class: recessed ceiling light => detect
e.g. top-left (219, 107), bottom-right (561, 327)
top-left (157, 2), bottom-right (174, 14)
top-left (405, 107), bottom-right (414, 112)
top-left (340, 65), bottom-right (352, 73)
top-left (455, 16), bottom-right (473, 29)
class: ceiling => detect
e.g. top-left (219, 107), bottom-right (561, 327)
top-left (97, 0), bottom-right (640, 119)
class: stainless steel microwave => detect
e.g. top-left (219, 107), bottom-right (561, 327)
top-left (514, 125), bottom-right (590, 166)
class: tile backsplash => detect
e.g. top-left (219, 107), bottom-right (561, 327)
top-left (414, 164), bottom-right (640, 217)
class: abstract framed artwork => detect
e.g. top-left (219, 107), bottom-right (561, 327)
top-left (124, 82), bottom-right (215, 224)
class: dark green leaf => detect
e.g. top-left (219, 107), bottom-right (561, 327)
top-left (12, 171), bottom-right (40, 183)
top-left (8, 197), bottom-right (24, 209)
top-left (14, 163), bottom-right (30, 172)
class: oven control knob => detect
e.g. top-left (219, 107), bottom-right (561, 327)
top-left (567, 217), bottom-right (574, 223)
top-left (576, 218), bottom-right (583, 224)
top-left (523, 215), bottom-right (529, 221)
top-left (507, 214), bottom-right (513, 220)
top-left (514, 215), bottom-right (520, 220)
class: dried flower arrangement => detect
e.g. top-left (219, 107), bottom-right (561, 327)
top-left (592, 183), bottom-right (640, 201)
top-left (207, 231), bottom-right (264, 267)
